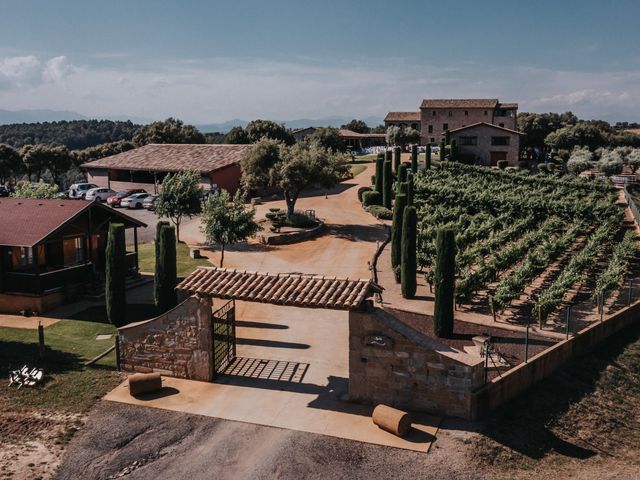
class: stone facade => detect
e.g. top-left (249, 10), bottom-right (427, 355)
top-left (349, 307), bottom-right (484, 419)
top-left (118, 295), bottom-right (214, 381)
top-left (450, 123), bottom-right (521, 166)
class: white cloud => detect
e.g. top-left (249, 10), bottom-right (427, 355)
top-left (0, 55), bottom-right (638, 122)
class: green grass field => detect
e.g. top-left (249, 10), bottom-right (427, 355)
top-left (137, 241), bottom-right (210, 277)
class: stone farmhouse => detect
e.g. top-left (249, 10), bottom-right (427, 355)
top-left (385, 98), bottom-right (521, 165)
top-left (81, 143), bottom-right (251, 194)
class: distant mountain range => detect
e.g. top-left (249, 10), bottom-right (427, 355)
top-left (0, 109), bottom-right (384, 133)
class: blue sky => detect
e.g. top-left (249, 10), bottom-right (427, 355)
top-left (0, 0), bottom-right (638, 123)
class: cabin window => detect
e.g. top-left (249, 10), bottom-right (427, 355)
top-left (491, 136), bottom-right (510, 146)
top-left (19, 247), bottom-right (34, 266)
top-left (459, 136), bottom-right (478, 146)
top-left (63, 236), bottom-right (86, 266)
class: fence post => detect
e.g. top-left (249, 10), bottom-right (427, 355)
top-left (600, 289), bottom-right (605, 321)
top-left (489, 295), bottom-right (496, 322)
top-left (524, 323), bottom-right (529, 362)
top-left (38, 321), bottom-right (45, 359)
top-left (565, 306), bottom-right (571, 340)
top-left (628, 278), bottom-right (633, 305)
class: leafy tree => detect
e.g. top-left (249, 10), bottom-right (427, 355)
top-left (341, 119), bottom-right (370, 134)
top-left (382, 160), bottom-right (393, 209)
top-left (386, 125), bottom-right (402, 146)
top-left (155, 224), bottom-right (177, 312)
top-left (155, 170), bottom-right (201, 241)
top-left (241, 138), bottom-right (349, 216)
top-left (105, 223), bottom-right (127, 327)
top-left (545, 123), bottom-right (609, 151)
top-left (370, 124), bottom-right (387, 134)
top-left (386, 126), bottom-right (420, 147)
top-left (10, 180), bottom-right (59, 198)
top-left (433, 228), bottom-right (456, 338)
top-left (517, 112), bottom-right (576, 150)
top-left (566, 146), bottom-right (593, 175)
top-left (224, 126), bottom-right (250, 144)
top-left (403, 128), bottom-right (421, 146)
top-left (245, 119), bottom-right (294, 145)
top-left (597, 149), bottom-right (624, 177)
top-left (0, 119), bottom-right (139, 149)
top-left (391, 193), bottom-right (407, 270)
top-left (401, 206), bottom-right (417, 299)
top-left (200, 190), bottom-right (261, 267)
top-left (308, 127), bottom-right (346, 152)
top-left (21, 144), bottom-right (72, 184)
top-left (133, 118), bottom-right (205, 146)
top-left (0, 144), bottom-right (22, 183)
top-left (628, 149), bottom-right (640, 173)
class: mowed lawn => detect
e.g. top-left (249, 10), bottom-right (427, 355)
top-left (137, 241), bottom-right (210, 277)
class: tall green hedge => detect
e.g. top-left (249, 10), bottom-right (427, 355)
top-left (401, 206), bottom-right (417, 298)
top-left (406, 172), bottom-right (414, 206)
top-left (153, 220), bottom-right (170, 307)
top-left (398, 163), bottom-right (408, 184)
top-left (382, 159), bottom-right (393, 209)
top-left (155, 224), bottom-right (177, 312)
top-left (411, 144), bottom-right (418, 173)
top-left (439, 141), bottom-right (446, 162)
top-left (105, 223), bottom-right (127, 327)
top-left (385, 149), bottom-right (392, 162)
top-left (444, 129), bottom-right (451, 145)
top-left (450, 139), bottom-right (457, 161)
top-left (425, 144), bottom-right (431, 170)
top-left (393, 147), bottom-right (401, 174)
top-left (433, 228), bottom-right (456, 338)
top-left (375, 156), bottom-right (384, 194)
top-left (391, 193), bottom-right (407, 270)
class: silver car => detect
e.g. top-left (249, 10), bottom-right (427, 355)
top-left (69, 183), bottom-right (98, 199)
top-left (85, 187), bottom-right (115, 202)
top-left (121, 192), bottom-right (151, 209)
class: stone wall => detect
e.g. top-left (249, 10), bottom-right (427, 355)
top-left (118, 294), bottom-right (214, 381)
top-left (349, 307), bottom-right (484, 419)
top-left (471, 299), bottom-right (640, 419)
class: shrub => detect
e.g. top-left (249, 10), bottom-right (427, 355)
top-left (365, 205), bottom-right (392, 220)
top-left (371, 175), bottom-right (376, 186)
top-left (357, 186), bottom-right (372, 202)
top-left (518, 160), bottom-right (529, 170)
top-left (105, 223), bottom-right (127, 327)
top-left (497, 160), bottom-right (508, 170)
top-left (538, 163), bottom-right (549, 173)
top-left (391, 194), bottom-right (407, 270)
top-left (547, 162), bottom-right (556, 172)
top-left (284, 211), bottom-right (319, 228)
top-left (433, 228), bottom-right (456, 338)
top-left (401, 206), bottom-right (417, 298)
top-left (362, 191), bottom-right (381, 207)
top-left (382, 160), bottom-right (393, 209)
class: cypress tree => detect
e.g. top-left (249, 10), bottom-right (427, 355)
top-left (439, 141), bottom-right (446, 162)
top-left (153, 220), bottom-right (170, 307)
top-left (401, 206), bottom-right (417, 299)
top-left (105, 223), bottom-right (127, 327)
top-left (398, 163), bottom-right (408, 184)
top-left (385, 149), bottom-right (392, 162)
top-left (406, 172), bottom-right (414, 206)
top-left (433, 228), bottom-right (456, 338)
top-left (450, 139), bottom-right (457, 161)
top-left (382, 159), bottom-right (393, 209)
top-left (411, 144), bottom-right (418, 173)
top-left (156, 224), bottom-right (177, 312)
top-left (393, 147), bottom-right (401, 174)
top-left (391, 193), bottom-right (407, 270)
top-left (425, 143), bottom-right (432, 170)
top-left (374, 156), bottom-right (384, 194)
top-left (444, 129), bottom-right (451, 145)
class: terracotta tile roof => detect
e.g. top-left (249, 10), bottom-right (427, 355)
top-left (177, 267), bottom-right (383, 310)
top-left (384, 112), bottom-right (421, 122)
top-left (420, 99), bottom-right (499, 109)
top-left (0, 198), bottom-right (145, 247)
top-left (448, 122), bottom-right (523, 135)
top-left (81, 143), bottom-right (251, 173)
top-left (497, 102), bottom-right (519, 109)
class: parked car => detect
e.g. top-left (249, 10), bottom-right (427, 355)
top-left (69, 183), bottom-right (98, 199)
top-left (143, 194), bottom-right (158, 210)
top-left (121, 192), bottom-right (151, 209)
top-left (0, 185), bottom-right (9, 197)
top-left (86, 187), bottom-right (116, 202)
top-left (106, 189), bottom-right (146, 207)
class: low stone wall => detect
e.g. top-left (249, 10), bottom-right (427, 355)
top-left (349, 307), bottom-right (484, 419)
top-left (259, 222), bottom-right (326, 245)
top-left (471, 299), bottom-right (640, 419)
top-left (118, 294), bottom-right (214, 381)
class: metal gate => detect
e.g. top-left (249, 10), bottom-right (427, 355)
top-left (211, 299), bottom-right (236, 376)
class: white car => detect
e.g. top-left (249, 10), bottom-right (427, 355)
top-left (69, 183), bottom-right (98, 199)
top-left (121, 193), bottom-right (151, 209)
top-left (85, 187), bottom-right (116, 202)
